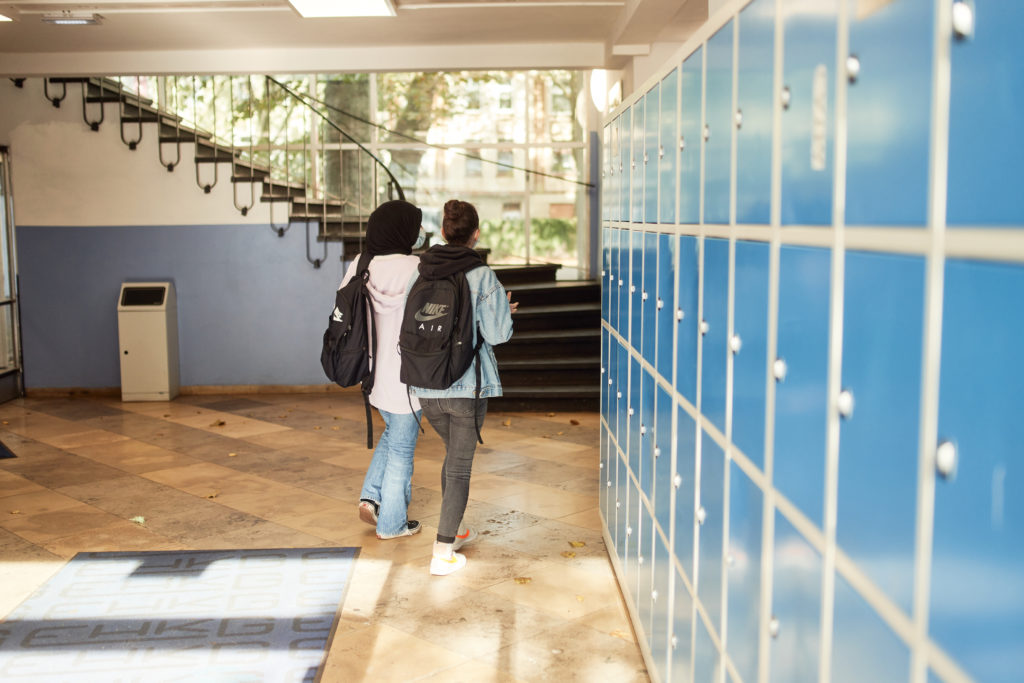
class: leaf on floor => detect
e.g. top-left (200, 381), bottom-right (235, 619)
top-left (228, 452), bottom-right (238, 457)
top-left (162, 414), bottom-right (170, 418)
top-left (1, 420), bottom-right (7, 425)
top-left (547, 412), bottom-right (556, 417)
top-left (575, 595), bottom-right (585, 603)
top-left (570, 419), bottom-right (580, 426)
top-left (129, 516), bottom-right (146, 526)
top-left (314, 426), bottom-right (321, 430)
top-left (206, 490), bottom-right (220, 499)
top-left (279, 414), bottom-right (288, 419)
top-left (569, 541), bottom-right (586, 548)
top-left (331, 426), bottom-right (339, 431)
top-left (9, 509), bottom-right (21, 515)
top-left (513, 576), bottom-right (532, 585)
top-left (561, 551), bottom-right (576, 559)
top-left (502, 418), bottom-right (512, 427)
top-left (610, 629), bottom-right (633, 642)
top-left (557, 431), bottom-right (564, 436)
top-left (542, 434), bottom-right (552, 439)
top-left (210, 419), bottom-right (226, 427)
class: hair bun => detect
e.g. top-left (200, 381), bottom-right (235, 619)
top-left (443, 199), bottom-right (464, 221)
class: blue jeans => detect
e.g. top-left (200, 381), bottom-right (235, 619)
top-left (360, 409), bottom-right (421, 536)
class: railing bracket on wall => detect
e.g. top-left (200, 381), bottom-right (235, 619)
top-left (43, 79), bottom-right (66, 108)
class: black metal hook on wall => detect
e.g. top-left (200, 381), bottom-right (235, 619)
top-left (43, 79), bottom-right (66, 108)
top-left (80, 78), bottom-right (107, 132)
top-left (305, 220), bottom-right (327, 269)
top-left (118, 76), bottom-right (144, 151)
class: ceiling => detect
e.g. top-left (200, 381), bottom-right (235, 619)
top-left (0, 0), bottom-right (708, 76)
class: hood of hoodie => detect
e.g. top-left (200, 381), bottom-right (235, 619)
top-left (418, 244), bottom-right (485, 279)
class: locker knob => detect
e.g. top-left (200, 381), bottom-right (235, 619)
top-left (676, 308), bottom-right (685, 321)
top-left (640, 424), bottom-right (647, 435)
top-left (601, 269), bottom-right (606, 277)
top-left (936, 440), bottom-right (958, 480)
top-left (696, 506), bottom-right (707, 524)
top-left (781, 86), bottom-right (791, 110)
top-left (769, 616), bottom-right (780, 639)
top-left (617, 391), bottom-right (622, 399)
top-left (654, 447), bottom-right (661, 458)
top-left (700, 320), bottom-right (709, 335)
top-left (652, 589), bottom-right (658, 601)
top-left (735, 109), bottom-right (743, 129)
top-left (630, 284), bottom-right (636, 293)
top-left (729, 334), bottom-right (743, 354)
top-left (608, 480), bottom-right (612, 488)
top-left (671, 635), bottom-right (678, 650)
top-left (616, 501), bottom-right (621, 509)
top-left (629, 407), bottom-right (635, 416)
top-left (703, 124), bottom-right (710, 141)
top-left (773, 358), bottom-right (788, 382)
top-left (679, 135), bottom-right (686, 151)
top-left (608, 378), bottom-right (613, 385)
top-left (673, 474), bottom-right (682, 489)
top-left (846, 54), bottom-right (861, 84)
top-left (632, 160), bottom-right (636, 170)
top-left (657, 298), bottom-right (664, 310)
top-left (601, 366), bottom-right (606, 374)
top-left (659, 145), bottom-right (664, 159)
top-left (626, 526), bottom-right (633, 536)
top-left (620, 162), bottom-right (624, 172)
top-left (123, 350), bottom-right (129, 355)
top-left (642, 291), bottom-right (649, 301)
top-left (837, 389), bottom-right (855, 419)
top-left (643, 153), bottom-right (649, 164)
top-left (639, 555), bottom-right (645, 565)
top-left (600, 462), bottom-right (604, 470)
top-left (726, 552), bottom-right (735, 567)
top-left (619, 278), bottom-right (624, 287)
top-left (952, 0), bottom-right (974, 40)
top-left (609, 271), bottom-right (615, 281)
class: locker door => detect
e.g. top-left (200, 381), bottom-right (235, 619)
top-left (693, 606), bottom-right (720, 682)
top-left (659, 68), bottom-right (679, 224)
top-left (600, 424), bottom-right (610, 522)
top-left (621, 107), bottom-right (632, 223)
top-left (629, 357), bottom-right (643, 482)
top-left (736, 0), bottom-right (775, 225)
top-left (931, 259), bottom-right (1024, 681)
top-left (702, 237), bottom-right (729, 433)
top-left (632, 98), bottom-right (645, 223)
top-left (611, 116), bottom-right (621, 222)
top-left (846, 0), bottom-right (933, 226)
top-left (630, 231), bottom-right (644, 346)
top-left (601, 227), bottom-right (611, 323)
top-left (697, 431), bottom-right (725, 634)
top-left (839, 251), bottom-right (924, 614)
top-left (656, 233), bottom-right (677, 380)
top-left (780, 0), bottom-right (838, 226)
top-left (602, 327), bottom-right (611, 426)
top-left (832, 574), bottom-right (910, 683)
top-left (618, 229), bottom-right (631, 334)
top-left (642, 231), bottom-right (658, 363)
top-left (677, 236), bottom-right (700, 404)
top-left (654, 384), bottom-right (674, 536)
top-left (727, 461), bottom-right (763, 683)
top-left (771, 512), bottom-right (821, 683)
top-left (640, 367), bottom-right (656, 502)
top-left (679, 47), bottom-right (704, 225)
top-left (732, 240), bottom-right (770, 468)
top-left (609, 227), bottom-right (620, 332)
top-left (675, 407), bottom-right (698, 580)
top-left (774, 245), bottom-right (831, 527)
top-left (947, 1), bottom-right (1024, 225)
top-left (644, 84), bottom-right (660, 223)
top-left (602, 124), bottom-right (612, 223)
top-left (673, 566), bottom-right (695, 683)
top-left (651, 533), bottom-right (672, 682)
top-left (704, 20), bottom-right (734, 225)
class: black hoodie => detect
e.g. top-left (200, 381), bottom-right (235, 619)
top-left (417, 244), bottom-right (485, 279)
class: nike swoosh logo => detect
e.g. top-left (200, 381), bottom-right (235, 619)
top-left (414, 310), bottom-right (448, 322)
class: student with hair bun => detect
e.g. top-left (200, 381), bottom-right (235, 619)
top-left (408, 199), bottom-right (518, 576)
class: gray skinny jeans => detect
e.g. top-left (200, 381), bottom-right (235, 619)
top-left (420, 397), bottom-right (488, 543)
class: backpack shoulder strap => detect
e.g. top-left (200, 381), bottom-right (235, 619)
top-left (357, 251), bottom-right (377, 449)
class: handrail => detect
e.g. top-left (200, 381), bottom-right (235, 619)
top-left (266, 76), bottom-right (404, 203)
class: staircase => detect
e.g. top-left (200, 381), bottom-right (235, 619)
top-left (490, 267), bottom-right (600, 412)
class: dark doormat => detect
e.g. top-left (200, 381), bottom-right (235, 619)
top-left (0, 439), bottom-right (15, 459)
top-left (0, 547), bottom-right (358, 681)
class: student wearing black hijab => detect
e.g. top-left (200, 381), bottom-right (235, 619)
top-left (337, 199), bottom-right (427, 539)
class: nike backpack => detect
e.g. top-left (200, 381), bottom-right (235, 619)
top-left (320, 251), bottom-right (377, 447)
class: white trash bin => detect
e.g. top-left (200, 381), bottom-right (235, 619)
top-left (117, 282), bottom-right (180, 401)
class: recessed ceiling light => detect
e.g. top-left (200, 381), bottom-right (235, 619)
top-left (41, 11), bottom-right (103, 25)
top-left (287, 0), bottom-right (396, 18)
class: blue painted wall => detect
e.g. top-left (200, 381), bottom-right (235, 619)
top-left (17, 224), bottom-right (345, 388)
top-left (601, 1), bottom-right (1023, 682)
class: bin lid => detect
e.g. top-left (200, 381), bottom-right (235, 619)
top-left (118, 282), bottom-right (174, 310)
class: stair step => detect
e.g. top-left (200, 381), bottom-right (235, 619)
top-left (506, 280), bottom-right (600, 306)
top-left (500, 356), bottom-right (599, 369)
top-left (85, 95), bottom-right (123, 103)
top-left (121, 114), bottom-right (162, 124)
top-left (492, 263), bottom-right (561, 287)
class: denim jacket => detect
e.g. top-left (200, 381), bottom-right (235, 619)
top-left (408, 265), bottom-right (513, 399)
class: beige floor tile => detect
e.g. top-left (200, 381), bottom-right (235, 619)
top-left (188, 520), bottom-right (333, 550)
top-left (485, 519), bottom-right (610, 576)
top-left (483, 559), bottom-right (621, 621)
top-left (167, 409), bottom-right (291, 438)
top-left (142, 463), bottom-right (277, 498)
top-left (555, 506), bottom-right (604, 531)
top-left (1, 490), bottom-right (83, 517)
top-left (0, 470), bottom-right (46, 499)
top-left (321, 623), bottom-right (470, 682)
top-left (419, 658), bottom-right (527, 683)
top-left (40, 518), bottom-right (186, 558)
top-left (0, 503), bottom-right (129, 544)
top-left (70, 439), bottom-right (203, 474)
top-left (488, 485), bottom-right (596, 520)
top-left (572, 603), bottom-right (640, 645)
top-left (42, 429), bottom-right (132, 449)
top-left (0, 556), bottom-right (66, 618)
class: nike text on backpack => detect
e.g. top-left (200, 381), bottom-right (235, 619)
top-left (320, 251), bottom-right (377, 448)
top-left (399, 261), bottom-right (486, 443)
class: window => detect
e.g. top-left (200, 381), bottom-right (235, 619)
top-left (497, 150), bottom-right (514, 177)
top-left (465, 150), bottom-right (482, 178)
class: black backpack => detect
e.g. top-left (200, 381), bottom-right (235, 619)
top-left (399, 264), bottom-right (486, 442)
top-left (320, 252), bottom-right (377, 448)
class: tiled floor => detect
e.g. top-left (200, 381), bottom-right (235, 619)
top-left (0, 391), bottom-right (648, 682)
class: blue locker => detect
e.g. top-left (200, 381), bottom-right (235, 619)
top-left (705, 21), bottom-right (734, 225)
top-left (657, 233), bottom-right (677, 380)
top-left (774, 245), bottom-right (831, 527)
top-left (677, 236), bottom-right (700, 404)
top-left (602, 327), bottom-right (610, 425)
top-left (641, 367), bottom-right (656, 501)
top-left (655, 383), bottom-right (674, 534)
top-left (693, 612), bottom-right (719, 683)
top-left (780, 0), bottom-right (838, 226)
top-left (839, 251), bottom-right (924, 614)
top-left (679, 47), bottom-right (704, 224)
top-left (625, 479), bottom-right (641, 603)
top-left (732, 240), bottom-right (770, 467)
top-left (618, 230), bottom-right (631, 335)
top-left (601, 227), bottom-right (611, 323)
top-left (602, 124), bottom-right (610, 222)
top-left (632, 97), bottom-right (645, 223)
top-left (639, 507), bottom-right (654, 644)
top-left (643, 231), bottom-right (659, 363)
top-left (645, 85), bottom-right (660, 223)
top-left (617, 342), bottom-right (630, 445)
top-left (675, 406), bottom-right (698, 579)
top-left (931, 259), bottom-right (1024, 682)
top-left (659, 68), bottom-right (679, 224)
top-left (673, 567), bottom-right (695, 683)
top-left (606, 333), bottom-right (616, 439)
top-left (600, 425), bottom-right (610, 523)
top-left (616, 452), bottom-right (629, 563)
top-left (947, 1), bottom-right (1024, 226)
top-left (621, 107), bottom-right (631, 222)
top-left (629, 357), bottom-right (643, 480)
top-left (631, 231), bottom-right (644, 347)
top-left (652, 533), bottom-right (672, 683)
top-left (702, 237), bottom-right (729, 432)
top-left (726, 461), bottom-right (762, 683)
top-left (832, 573), bottom-right (909, 683)
top-left (609, 227), bottom-right (620, 332)
top-left (736, 0), bottom-right (775, 224)
top-left (771, 512), bottom-right (821, 683)
top-left (698, 431), bottom-right (725, 634)
top-left (846, 0), bottom-right (933, 226)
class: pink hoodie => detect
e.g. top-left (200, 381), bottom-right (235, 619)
top-left (338, 253), bottom-right (421, 414)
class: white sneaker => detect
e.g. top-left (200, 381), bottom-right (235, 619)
top-left (452, 525), bottom-right (478, 551)
top-left (430, 551), bottom-right (467, 576)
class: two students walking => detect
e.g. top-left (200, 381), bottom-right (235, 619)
top-left (337, 198), bottom-right (516, 576)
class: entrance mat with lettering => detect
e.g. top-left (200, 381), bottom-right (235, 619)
top-left (0, 547), bottom-right (358, 681)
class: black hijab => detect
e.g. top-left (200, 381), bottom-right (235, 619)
top-left (365, 200), bottom-right (422, 256)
